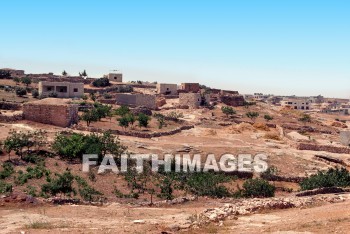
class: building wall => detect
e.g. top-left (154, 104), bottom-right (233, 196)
top-left (39, 81), bottom-right (84, 98)
top-left (115, 93), bottom-right (157, 109)
top-left (180, 83), bottom-right (200, 93)
top-left (23, 99), bottom-right (78, 127)
top-left (156, 83), bottom-right (178, 95)
top-left (179, 93), bottom-right (201, 108)
top-left (220, 95), bottom-right (245, 106)
top-left (108, 73), bottom-right (123, 82)
top-left (281, 99), bottom-right (311, 110)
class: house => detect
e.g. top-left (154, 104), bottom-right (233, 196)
top-left (180, 83), bottom-right (200, 93)
top-left (281, 99), bottom-right (311, 110)
top-left (115, 93), bottom-right (157, 109)
top-left (156, 83), bottom-right (178, 95)
top-left (1, 68), bottom-right (25, 77)
top-left (108, 73), bottom-right (123, 82)
top-left (38, 81), bottom-right (84, 98)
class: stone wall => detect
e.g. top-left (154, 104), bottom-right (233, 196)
top-left (179, 93), bottom-right (201, 108)
top-left (220, 95), bottom-right (245, 106)
top-left (296, 142), bottom-right (350, 154)
top-left (0, 102), bottom-right (22, 110)
top-left (115, 93), bottom-right (157, 109)
top-left (108, 73), bottom-right (123, 82)
top-left (74, 125), bottom-right (194, 138)
top-left (157, 83), bottom-right (178, 95)
top-left (0, 112), bottom-right (23, 122)
top-left (23, 98), bottom-right (78, 127)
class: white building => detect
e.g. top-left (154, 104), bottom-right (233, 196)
top-left (281, 99), bottom-right (311, 110)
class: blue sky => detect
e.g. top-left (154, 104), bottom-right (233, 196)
top-left (1, 0), bottom-right (349, 98)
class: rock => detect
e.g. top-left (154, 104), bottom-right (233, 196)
top-left (287, 131), bottom-right (309, 141)
top-left (168, 224), bottom-right (180, 231)
top-left (133, 220), bottom-right (146, 224)
top-left (131, 106), bottom-right (152, 116)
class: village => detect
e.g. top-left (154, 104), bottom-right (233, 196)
top-left (0, 68), bottom-right (350, 233)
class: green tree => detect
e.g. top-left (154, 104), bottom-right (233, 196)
top-left (81, 109), bottom-right (99, 126)
top-left (114, 105), bottom-right (130, 116)
top-left (221, 106), bottom-right (236, 117)
top-left (126, 113), bottom-right (136, 127)
top-left (13, 77), bottom-right (20, 84)
top-left (21, 77), bottom-right (31, 87)
top-left (138, 113), bottom-right (150, 129)
top-left (79, 70), bottom-right (88, 77)
top-left (15, 87), bottom-right (27, 97)
top-left (62, 70), bottom-right (68, 76)
top-left (118, 116), bottom-right (130, 129)
top-left (246, 112), bottom-right (259, 122)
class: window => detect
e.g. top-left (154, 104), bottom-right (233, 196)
top-left (167, 88), bottom-right (169, 90)
top-left (73, 88), bottom-right (78, 92)
top-left (47, 87), bottom-right (52, 91)
top-left (294, 106), bottom-right (297, 109)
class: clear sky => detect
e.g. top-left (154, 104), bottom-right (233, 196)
top-left (1, 0), bottom-right (349, 98)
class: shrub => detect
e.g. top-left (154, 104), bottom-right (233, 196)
top-left (264, 114), bottom-right (274, 122)
top-left (154, 113), bottom-right (166, 129)
top-left (221, 106), bottom-right (236, 117)
top-left (15, 87), bottom-right (27, 96)
top-left (81, 109), bottom-right (99, 126)
top-left (15, 165), bottom-right (49, 185)
top-left (138, 113), bottom-right (150, 128)
top-left (0, 181), bottom-right (12, 194)
top-left (166, 111), bottom-right (184, 122)
top-left (0, 162), bottom-right (14, 179)
top-left (25, 185), bottom-right (38, 197)
top-left (92, 78), bottom-right (110, 87)
top-left (299, 114), bottom-right (311, 123)
top-left (184, 173), bottom-right (231, 198)
top-left (299, 167), bottom-right (350, 191)
top-left (41, 170), bottom-right (76, 196)
top-left (52, 131), bottom-right (126, 161)
top-left (114, 105), bottom-right (130, 116)
top-left (103, 93), bottom-right (112, 99)
top-left (118, 116), bottom-right (130, 129)
top-left (246, 112), bottom-right (259, 122)
top-left (48, 92), bottom-right (58, 98)
top-left (75, 176), bottom-right (103, 201)
top-left (21, 77), bottom-right (32, 86)
top-left (241, 178), bottom-right (275, 198)
top-left (31, 89), bottom-right (39, 98)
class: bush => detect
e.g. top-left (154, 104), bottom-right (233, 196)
top-left (92, 78), bottom-right (110, 87)
top-left (0, 181), bottom-right (12, 194)
top-left (300, 167), bottom-right (350, 191)
top-left (241, 178), bottom-right (275, 198)
top-left (48, 92), bottom-right (58, 98)
top-left (114, 105), bottom-right (130, 116)
top-left (15, 165), bottom-right (49, 185)
top-left (0, 162), bottom-right (14, 179)
top-left (184, 173), bottom-right (231, 198)
top-left (81, 109), bottom-right (99, 126)
top-left (246, 112), bottom-right (259, 122)
top-left (41, 170), bottom-right (76, 196)
top-left (15, 87), bottom-right (27, 96)
top-left (118, 116), bottom-right (130, 129)
top-left (154, 113), bottom-right (166, 129)
top-left (299, 114), bottom-right (311, 123)
top-left (21, 77), bottom-right (32, 86)
top-left (138, 113), bottom-right (150, 128)
top-left (264, 114), bottom-right (274, 122)
top-left (52, 131), bottom-right (126, 161)
top-left (31, 89), bottom-right (39, 98)
top-left (75, 176), bottom-right (103, 201)
top-left (166, 111), bottom-right (184, 122)
top-left (103, 93), bottom-right (112, 99)
top-left (221, 106), bottom-right (236, 117)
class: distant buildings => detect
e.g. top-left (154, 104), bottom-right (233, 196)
top-left (1, 68), bottom-right (25, 77)
top-left (157, 83), bottom-right (178, 95)
top-left (38, 81), bottom-right (84, 98)
top-left (281, 98), bottom-right (311, 110)
top-left (108, 73), bottom-right (123, 82)
top-left (180, 83), bottom-right (200, 93)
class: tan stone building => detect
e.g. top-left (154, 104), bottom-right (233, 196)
top-left (180, 83), bottom-right (200, 93)
top-left (1, 68), bottom-right (25, 77)
top-left (115, 93), bottom-right (157, 109)
top-left (23, 98), bottom-right (79, 127)
top-left (108, 73), bottom-right (123, 82)
top-left (281, 99), bottom-right (311, 110)
top-left (156, 83), bottom-right (178, 95)
top-left (38, 81), bottom-right (84, 98)
top-left (179, 93), bottom-right (202, 108)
